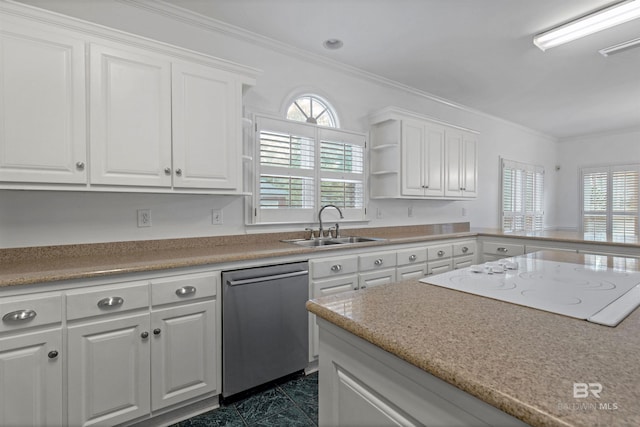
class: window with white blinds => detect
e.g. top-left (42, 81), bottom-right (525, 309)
top-left (501, 158), bottom-right (544, 232)
top-left (581, 164), bottom-right (639, 241)
top-left (253, 116), bottom-right (366, 224)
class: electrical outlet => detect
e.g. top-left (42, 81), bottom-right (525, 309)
top-left (376, 208), bottom-right (383, 219)
top-left (212, 209), bottom-right (223, 225)
top-left (137, 209), bottom-right (151, 227)
top-left (462, 207), bottom-right (468, 217)
top-left (408, 206), bottom-right (414, 217)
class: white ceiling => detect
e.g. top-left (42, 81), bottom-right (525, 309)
top-left (161, 0), bottom-right (640, 139)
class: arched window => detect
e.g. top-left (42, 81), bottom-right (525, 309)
top-left (286, 94), bottom-right (338, 128)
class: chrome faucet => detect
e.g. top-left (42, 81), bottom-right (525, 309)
top-left (318, 204), bottom-right (344, 238)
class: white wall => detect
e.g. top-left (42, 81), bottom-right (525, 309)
top-left (1, 0), bottom-right (559, 248)
top-left (555, 128), bottom-right (640, 231)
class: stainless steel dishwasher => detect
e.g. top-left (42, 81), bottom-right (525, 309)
top-left (222, 261), bottom-right (309, 398)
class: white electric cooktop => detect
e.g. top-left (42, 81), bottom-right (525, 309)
top-left (421, 257), bottom-right (640, 327)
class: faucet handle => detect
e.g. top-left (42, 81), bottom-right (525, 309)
top-left (328, 226), bottom-right (337, 238)
top-left (303, 228), bottom-right (314, 240)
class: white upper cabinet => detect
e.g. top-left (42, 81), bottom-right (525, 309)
top-left (369, 107), bottom-right (478, 200)
top-left (90, 44), bottom-right (173, 187)
top-left (401, 119), bottom-right (445, 197)
top-left (171, 62), bottom-right (240, 189)
top-left (0, 3), bottom-right (258, 193)
top-left (445, 129), bottom-right (478, 198)
top-left (0, 18), bottom-right (87, 184)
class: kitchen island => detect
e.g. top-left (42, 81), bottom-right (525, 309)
top-left (306, 251), bottom-right (640, 427)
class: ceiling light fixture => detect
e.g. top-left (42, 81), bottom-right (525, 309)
top-left (533, 0), bottom-right (640, 51)
top-left (323, 39), bottom-right (343, 50)
top-left (599, 36), bottom-right (640, 55)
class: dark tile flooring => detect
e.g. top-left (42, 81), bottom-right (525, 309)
top-left (173, 372), bottom-right (318, 427)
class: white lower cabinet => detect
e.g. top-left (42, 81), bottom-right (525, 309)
top-left (67, 313), bottom-right (151, 427)
top-left (0, 269), bottom-right (221, 427)
top-left (0, 328), bottom-right (63, 427)
top-left (0, 291), bottom-right (63, 426)
top-left (150, 300), bottom-right (218, 411)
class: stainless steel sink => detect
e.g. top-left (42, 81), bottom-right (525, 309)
top-left (282, 236), bottom-right (385, 247)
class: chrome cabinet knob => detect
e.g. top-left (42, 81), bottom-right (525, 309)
top-left (175, 168), bottom-right (183, 176)
top-left (497, 247), bottom-right (508, 253)
top-left (48, 350), bottom-right (59, 359)
top-left (75, 162), bottom-right (85, 170)
top-left (141, 331), bottom-right (149, 339)
top-left (331, 264), bottom-right (342, 272)
top-left (462, 246), bottom-right (469, 253)
top-left (437, 250), bottom-right (445, 257)
top-left (153, 328), bottom-right (161, 336)
top-left (164, 167), bottom-right (171, 175)
top-left (374, 259), bottom-right (383, 266)
top-left (409, 254), bottom-right (417, 262)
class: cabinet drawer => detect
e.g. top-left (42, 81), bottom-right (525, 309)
top-left (427, 244), bottom-right (452, 260)
top-left (0, 292), bottom-right (62, 333)
top-left (359, 252), bottom-right (397, 271)
top-left (453, 241), bottom-right (476, 256)
top-left (312, 275), bottom-right (358, 298)
top-left (397, 264), bottom-right (428, 281)
top-left (359, 269), bottom-right (396, 289)
top-left (427, 259), bottom-right (453, 275)
top-left (482, 242), bottom-right (524, 257)
top-left (396, 248), bottom-right (428, 266)
top-left (151, 272), bottom-right (218, 306)
top-left (66, 281), bottom-right (149, 320)
top-left (453, 255), bottom-right (475, 269)
top-left (311, 256), bottom-right (358, 279)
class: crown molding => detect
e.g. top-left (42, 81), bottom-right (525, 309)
top-left (119, 0), bottom-right (555, 141)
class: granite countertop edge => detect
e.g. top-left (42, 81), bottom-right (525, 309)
top-left (2, 225), bottom-right (639, 288)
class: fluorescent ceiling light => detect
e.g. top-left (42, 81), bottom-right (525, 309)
top-left (534, 0), bottom-right (640, 51)
top-left (599, 36), bottom-right (640, 55)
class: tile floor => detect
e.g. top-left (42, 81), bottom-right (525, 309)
top-left (173, 372), bottom-right (318, 427)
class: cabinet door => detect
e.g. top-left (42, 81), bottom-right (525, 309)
top-left (0, 329), bottom-right (62, 426)
top-left (172, 62), bottom-right (240, 190)
top-left (401, 119), bottom-right (426, 196)
top-left (0, 20), bottom-right (86, 184)
top-left (310, 275), bottom-right (358, 360)
top-left (67, 313), bottom-right (150, 427)
top-left (444, 129), bottom-right (463, 197)
top-left (461, 132), bottom-right (478, 197)
top-left (90, 44), bottom-right (172, 187)
top-left (423, 123), bottom-right (445, 196)
top-left (150, 300), bottom-right (218, 411)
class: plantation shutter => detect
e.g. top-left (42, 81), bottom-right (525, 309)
top-left (256, 117), bottom-right (316, 223)
top-left (501, 158), bottom-right (544, 232)
top-left (612, 167), bottom-right (639, 238)
top-left (582, 165), bottom-right (639, 240)
top-left (253, 116), bottom-right (367, 224)
top-left (318, 128), bottom-right (366, 221)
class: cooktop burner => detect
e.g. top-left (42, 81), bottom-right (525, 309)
top-left (421, 257), bottom-right (640, 327)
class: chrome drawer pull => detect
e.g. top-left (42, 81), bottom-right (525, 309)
top-left (437, 250), bottom-right (445, 257)
top-left (497, 247), bottom-right (508, 253)
top-left (2, 309), bottom-right (37, 323)
top-left (176, 286), bottom-right (196, 297)
top-left (462, 246), bottom-right (469, 253)
top-left (331, 264), bottom-right (342, 272)
top-left (374, 259), bottom-right (383, 266)
top-left (97, 296), bottom-right (124, 309)
top-left (409, 254), bottom-right (417, 262)
top-left (48, 350), bottom-right (59, 359)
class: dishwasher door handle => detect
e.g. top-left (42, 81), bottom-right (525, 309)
top-left (227, 270), bottom-right (309, 287)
